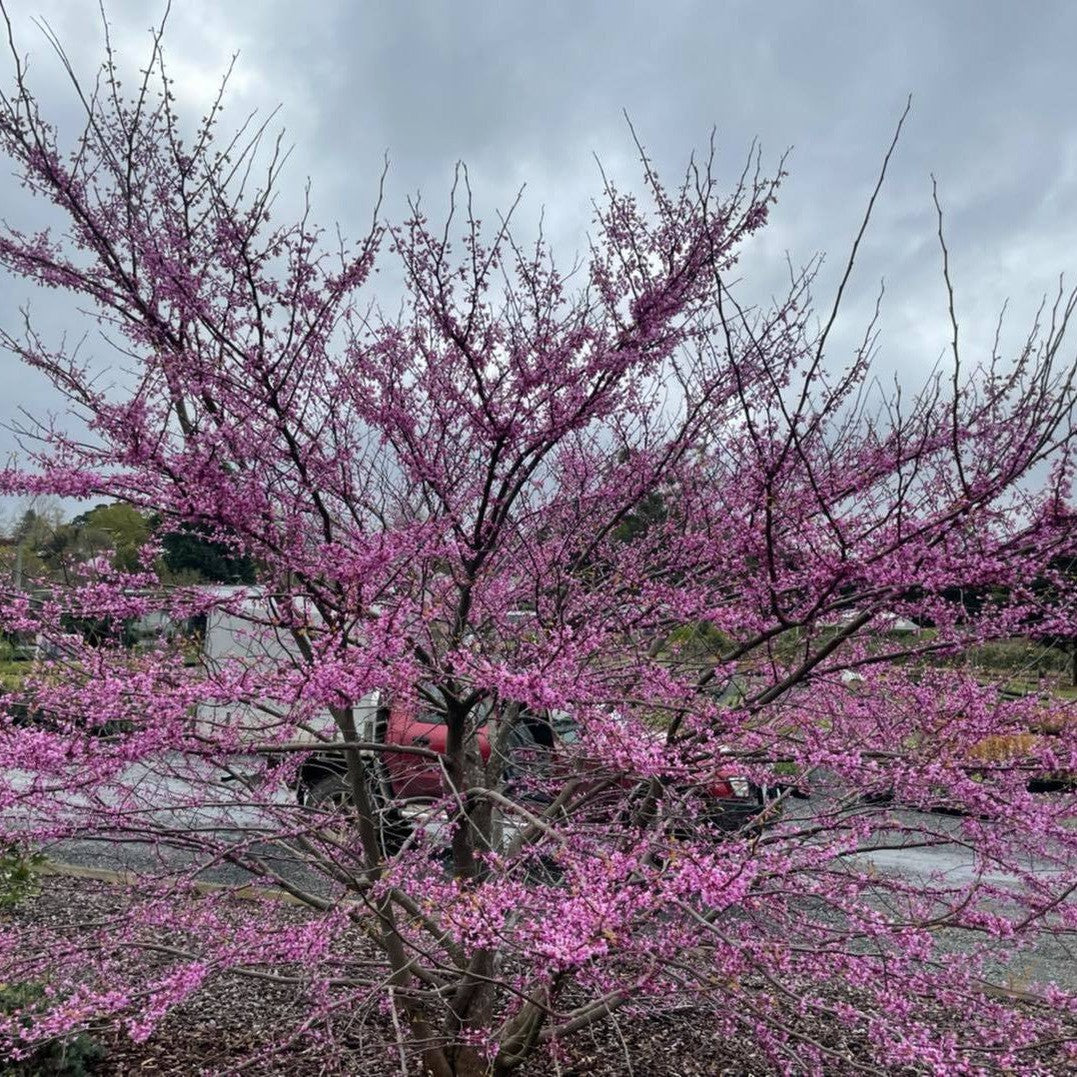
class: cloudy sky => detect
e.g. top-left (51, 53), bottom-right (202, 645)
top-left (2, 0), bottom-right (1076, 506)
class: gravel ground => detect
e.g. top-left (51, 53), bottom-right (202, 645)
top-left (5, 875), bottom-right (1076, 1075)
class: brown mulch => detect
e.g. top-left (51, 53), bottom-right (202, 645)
top-left (4, 875), bottom-right (1073, 1075)
top-left (0, 875), bottom-right (794, 1075)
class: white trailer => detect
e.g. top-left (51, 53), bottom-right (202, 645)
top-left (194, 586), bottom-right (378, 745)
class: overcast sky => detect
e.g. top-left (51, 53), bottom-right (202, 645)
top-left (2, 0), bottom-right (1077, 515)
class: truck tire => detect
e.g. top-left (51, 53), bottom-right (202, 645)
top-left (306, 772), bottom-right (354, 810)
top-left (306, 767), bottom-right (410, 856)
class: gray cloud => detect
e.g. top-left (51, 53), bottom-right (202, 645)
top-left (2, 0), bottom-right (1076, 506)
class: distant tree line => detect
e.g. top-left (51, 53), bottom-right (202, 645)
top-left (3, 503), bottom-right (256, 587)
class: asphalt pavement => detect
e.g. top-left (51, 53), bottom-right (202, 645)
top-left (11, 751), bottom-right (1076, 990)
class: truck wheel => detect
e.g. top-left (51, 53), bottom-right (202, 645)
top-left (306, 769), bottom-right (411, 856)
top-left (307, 772), bottom-right (354, 811)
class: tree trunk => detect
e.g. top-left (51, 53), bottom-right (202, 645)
top-left (450, 1045), bottom-right (492, 1077)
top-left (418, 1042), bottom-right (490, 1077)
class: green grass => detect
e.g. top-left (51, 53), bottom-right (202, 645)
top-left (999, 677), bottom-right (1077, 702)
top-left (0, 658), bottom-right (29, 692)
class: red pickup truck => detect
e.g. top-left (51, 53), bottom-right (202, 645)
top-left (294, 689), bottom-right (772, 844)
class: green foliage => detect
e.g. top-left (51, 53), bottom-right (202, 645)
top-left (8, 503), bottom-right (257, 588)
top-left (665, 621), bottom-right (731, 658)
top-left (7, 502), bottom-right (151, 584)
top-left (612, 489), bottom-right (668, 544)
top-left (965, 639), bottom-right (1072, 675)
top-left (0, 844), bottom-right (43, 911)
top-left (158, 522), bottom-right (257, 584)
top-left (0, 984), bottom-right (106, 1075)
top-left (71, 504), bottom-right (151, 573)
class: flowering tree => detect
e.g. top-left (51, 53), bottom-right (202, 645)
top-left (1, 11), bottom-right (1077, 1075)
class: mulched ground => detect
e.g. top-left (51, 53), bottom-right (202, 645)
top-left (4, 874), bottom-right (1072, 1075)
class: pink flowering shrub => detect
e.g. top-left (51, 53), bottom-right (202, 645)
top-left (0, 10), bottom-right (1075, 1075)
